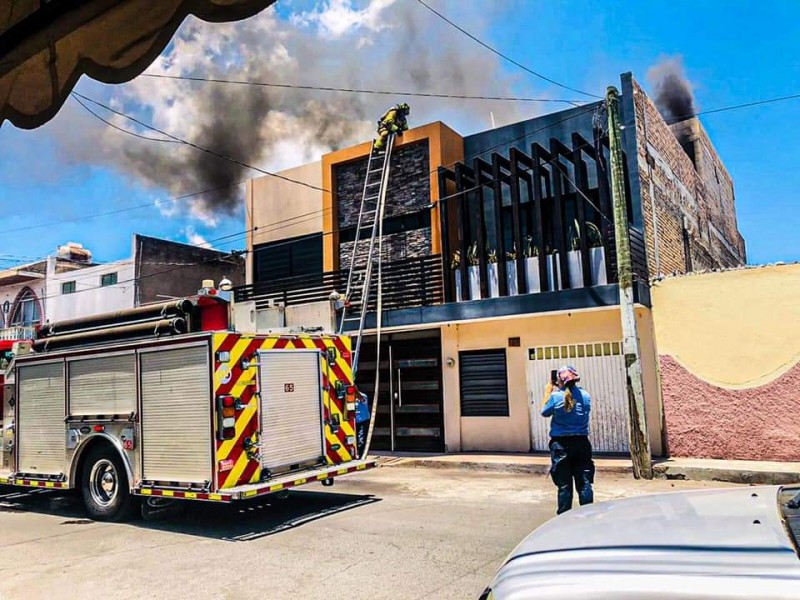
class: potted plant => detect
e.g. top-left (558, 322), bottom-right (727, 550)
top-left (567, 219), bottom-right (584, 289)
top-left (487, 247), bottom-right (500, 298)
top-left (586, 222), bottom-right (607, 285)
top-left (505, 244), bottom-right (519, 296)
top-left (451, 250), bottom-right (463, 302)
top-left (524, 235), bottom-right (541, 294)
top-left (467, 242), bottom-right (481, 300)
top-left (547, 247), bottom-right (562, 291)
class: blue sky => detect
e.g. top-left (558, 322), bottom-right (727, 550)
top-left (0, 0), bottom-right (798, 267)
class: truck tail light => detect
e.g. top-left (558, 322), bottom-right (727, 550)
top-left (216, 395), bottom-right (237, 440)
top-left (345, 386), bottom-right (357, 403)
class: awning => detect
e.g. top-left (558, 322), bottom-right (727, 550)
top-left (0, 0), bottom-right (277, 129)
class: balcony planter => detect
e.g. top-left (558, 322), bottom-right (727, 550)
top-left (454, 270), bottom-right (464, 302)
top-left (468, 266), bottom-right (481, 300)
top-left (488, 263), bottom-right (500, 298)
top-left (547, 253), bottom-right (562, 291)
top-left (506, 262), bottom-right (519, 296)
top-left (525, 257), bottom-right (541, 293)
top-left (567, 250), bottom-right (584, 289)
top-left (590, 246), bottom-right (607, 285)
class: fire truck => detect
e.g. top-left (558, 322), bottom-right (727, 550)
top-left (0, 284), bottom-right (375, 521)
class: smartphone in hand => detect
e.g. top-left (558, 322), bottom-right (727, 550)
top-left (550, 369), bottom-right (558, 385)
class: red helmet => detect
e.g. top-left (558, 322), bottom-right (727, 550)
top-left (557, 365), bottom-right (580, 386)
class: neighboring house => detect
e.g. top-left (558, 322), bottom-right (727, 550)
top-left (0, 236), bottom-right (245, 336)
top-left (237, 71), bottom-right (746, 455)
top-left (0, 243), bottom-right (93, 339)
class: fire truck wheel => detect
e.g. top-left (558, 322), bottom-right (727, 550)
top-left (81, 446), bottom-right (137, 522)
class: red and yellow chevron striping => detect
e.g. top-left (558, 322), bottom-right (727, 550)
top-left (212, 333), bottom-right (357, 490)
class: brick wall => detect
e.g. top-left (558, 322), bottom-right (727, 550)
top-left (630, 79), bottom-right (746, 276)
top-left (335, 140), bottom-right (431, 266)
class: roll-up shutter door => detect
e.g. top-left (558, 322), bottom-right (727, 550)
top-left (459, 350), bottom-right (510, 417)
top-left (259, 351), bottom-right (324, 473)
top-left (18, 362), bottom-right (65, 475)
top-left (140, 346), bottom-right (211, 483)
top-left (68, 354), bottom-right (136, 416)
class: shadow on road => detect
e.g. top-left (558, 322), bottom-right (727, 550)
top-left (0, 485), bottom-right (380, 541)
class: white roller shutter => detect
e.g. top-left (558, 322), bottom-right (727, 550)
top-left (68, 354), bottom-right (136, 416)
top-left (527, 342), bottom-right (629, 453)
top-left (259, 351), bottom-right (324, 473)
top-left (18, 361), bottom-right (65, 476)
top-left (140, 345), bottom-right (211, 484)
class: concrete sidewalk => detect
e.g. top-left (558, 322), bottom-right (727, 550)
top-left (373, 452), bottom-right (800, 485)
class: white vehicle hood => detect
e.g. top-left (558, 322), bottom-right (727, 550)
top-left (490, 486), bottom-right (800, 600)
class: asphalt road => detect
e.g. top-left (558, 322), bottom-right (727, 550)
top-left (0, 467), bottom-right (736, 600)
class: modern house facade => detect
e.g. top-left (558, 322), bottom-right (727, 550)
top-left (238, 72), bottom-right (745, 456)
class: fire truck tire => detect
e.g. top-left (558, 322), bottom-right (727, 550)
top-left (80, 446), bottom-right (137, 522)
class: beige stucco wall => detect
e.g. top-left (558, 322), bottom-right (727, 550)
top-left (652, 264), bottom-right (800, 388)
top-left (245, 161), bottom-right (323, 284)
top-left (441, 307), bottom-right (662, 455)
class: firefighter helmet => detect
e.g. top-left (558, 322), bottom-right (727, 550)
top-left (397, 102), bottom-right (410, 113)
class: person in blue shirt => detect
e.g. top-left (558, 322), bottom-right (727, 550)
top-left (355, 392), bottom-right (371, 459)
top-left (540, 365), bottom-right (595, 515)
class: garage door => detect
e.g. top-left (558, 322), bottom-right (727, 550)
top-left (528, 342), bottom-right (629, 453)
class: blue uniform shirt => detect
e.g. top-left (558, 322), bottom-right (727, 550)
top-left (355, 393), bottom-right (371, 424)
top-left (541, 387), bottom-right (591, 437)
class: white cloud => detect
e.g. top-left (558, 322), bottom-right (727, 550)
top-left (154, 196), bottom-right (180, 218)
top-left (293, 0), bottom-right (397, 38)
top-left (183, 225), bottom-right (212, 248)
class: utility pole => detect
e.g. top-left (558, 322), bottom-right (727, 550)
top-left (606, 86), bottom-right (653, 479)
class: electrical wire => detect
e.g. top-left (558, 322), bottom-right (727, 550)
top-left (71, 94), bottom-right (181, 144)
top-left (414, 0), bottom-right (601, 100)
top-left (70, 92), bottom-right (330, 194)
top-left (138, 73), bottom-right (586, 105)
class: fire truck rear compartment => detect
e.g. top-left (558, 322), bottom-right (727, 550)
top-left (258, 350), bottom-right (326, 475)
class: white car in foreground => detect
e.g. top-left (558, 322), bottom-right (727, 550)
top-left (481, 486), bottom-right (800, 599)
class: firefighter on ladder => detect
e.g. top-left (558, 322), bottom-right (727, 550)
top-left (374, 103), bottom-right (410, 150)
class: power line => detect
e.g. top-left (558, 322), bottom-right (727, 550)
top-left (72, 94), bottom-right (180, 144)
top-left (414, 0), bottom-right (600, 100)
top-left (669, 92), bottom-right (800, 122)
top-left (70, 92), bottom-right (330, 194)
top-left (139, 73), bottom-right (586, 105)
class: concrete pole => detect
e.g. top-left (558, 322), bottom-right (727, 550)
top-left (606, 86), bottom-right (653, 480)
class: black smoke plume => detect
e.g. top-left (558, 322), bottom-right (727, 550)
top-left (647, 57), bottom-right (696, 124)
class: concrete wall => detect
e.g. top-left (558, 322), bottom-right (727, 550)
top-left (135, 235), bottom-right (245, 304)
top-left (245, 161), bottom-right (323, 284)
top-left (46, 260), bottom-right (135, 322)
top-left (652, 264), bottom-right (800, 461)
top-left (440, 307), bottom-right (662, 454)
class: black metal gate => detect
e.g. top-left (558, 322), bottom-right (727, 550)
top-left (356, 330), bottom-right (444, 452)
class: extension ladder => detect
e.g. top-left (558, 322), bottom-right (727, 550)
top-left (337, 134), bottom-right (395, 375)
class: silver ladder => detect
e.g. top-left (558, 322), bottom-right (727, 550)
top-left (338, 134), bottom-right (395, 374)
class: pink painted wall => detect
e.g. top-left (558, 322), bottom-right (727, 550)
top-left (661, 355), bottom-right (800, 461)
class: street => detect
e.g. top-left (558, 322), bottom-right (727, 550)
top-left (0, 466), bottom-right (736, 600)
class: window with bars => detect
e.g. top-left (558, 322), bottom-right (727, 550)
top-left (100, 272), bottom-right (118, 287)
top-left (459, 349), bottom-right (509, 417)
top-left (61, 281), bottom-right (76, 294)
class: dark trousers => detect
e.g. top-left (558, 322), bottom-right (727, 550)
top-left (549, 436), bottom-right (595, 514)
top-left (356, 421), bottom-right (369, 459)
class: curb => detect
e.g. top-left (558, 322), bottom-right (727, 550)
top-left (377, 457), bottom-right (800, 486)
top-left (653, 463), bottom-right (800, 486)
top-left (379, 457), bottom-right (632, 477)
